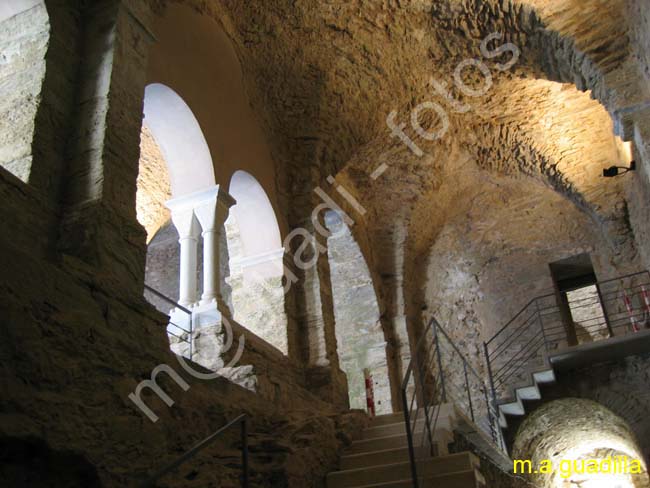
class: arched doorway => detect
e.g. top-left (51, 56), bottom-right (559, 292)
top-left (325, 210), bottom-right (392, 414)
top-left (225, 170), bottom-right (288, 354)
top-left (137, 83), bottom-right (233, 361)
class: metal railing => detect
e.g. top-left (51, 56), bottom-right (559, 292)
top-left (144, 285), bottom-right (194, 360)
top-left (484, 271), bottom-right (650, 403)
top-left (140, 413), bottom-right (249, 487)
top-left (401, 317), bottom-right (504, 487)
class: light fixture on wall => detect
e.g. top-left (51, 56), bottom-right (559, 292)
top-left (603, 161), bottom-right (636, 178)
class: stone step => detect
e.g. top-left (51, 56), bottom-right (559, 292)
top-left (340, 446), bottom-right (426, 471)
top-left (346, 433), bottom-right (411, 455)
top-left (327, 452), bottom-right (479, 488)
top-left (328, 469), bottom-right (484, 488)
top-left (347, 427), bottom-right (455, 456)
top-left (362, 421), bottom-right (409, 440)
top-left (363, 409), bottom-right (456, 441)
top-left (369, 413), bottom-right (406, 427)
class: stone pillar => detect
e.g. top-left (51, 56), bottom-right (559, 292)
top-left (167, 204), bottom-right (200, 307)
top-left (193, 186), bottom-right (236, 311)
top-left (57, 1), bottom-right (155, 295)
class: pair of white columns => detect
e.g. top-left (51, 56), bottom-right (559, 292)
top-left (167, 185), bottom-right (236, 309)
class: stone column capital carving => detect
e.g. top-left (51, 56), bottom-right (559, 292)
top-left (191, 186), bottom-right (237, 233)
top-left (168, 185), bottom-right (236, 311)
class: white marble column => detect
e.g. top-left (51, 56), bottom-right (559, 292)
top-left (193, 186), bottom-right (236, 310)
top-left (167, 205), bottom-right (200, 307)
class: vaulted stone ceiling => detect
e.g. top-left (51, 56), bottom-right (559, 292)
top-left (156, 0), bottom-right (646, 328)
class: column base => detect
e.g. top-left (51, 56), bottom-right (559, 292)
top-left (193, 300), bottom-right (222, 329)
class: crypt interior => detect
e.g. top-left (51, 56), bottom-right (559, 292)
top-left (1, 0), bottom-right (650, 487)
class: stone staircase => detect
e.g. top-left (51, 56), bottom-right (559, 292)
top-left (326, 411), bottom-right (486, 488)
top-left (496, 366), bottom-right (556, 427)
top-left (495, 329), bottom-right (650, 448)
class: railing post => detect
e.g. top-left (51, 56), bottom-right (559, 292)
top-left (414, 349), bottom-right (434, 457)
top-left (535, 299), bottom-right (549, 352)
top-left (433, 323), bottom-right (447, 402)
top-left (483, 384), bottom-right (497, 444)
top-left (595, 282), bottom-right (615, 338)
top-left (463, 360), bottom-right (474, 422)
top-left (483, 342), bottom-right (498, 408)
top-left (241, 417), bottom-right (249, 488)
top-left (402, 388), bottom-right (420, 488)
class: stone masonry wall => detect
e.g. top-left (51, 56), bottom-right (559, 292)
top-left (526, 353), bottom-right (650, 465)
top-left (0, 1), bottom-right (368, 486)
top-left (136, 124), bottom-right (171, 242)
top-left (419, 160), bottom-right (640, 379)
top-left (225, 213), bottom-right (289, 354)
top-left (0, 5), bottom-right (49, 183)
top-left (513, 397), bottom-right (649, 488)
top-left (326, 212), bottom-right (392, 414)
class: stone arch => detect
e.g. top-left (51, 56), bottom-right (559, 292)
top-left (513, 398), bottom-right (648, 488)
top-left (142, 83), bottom-right (216, 199)
top-left (324, 210), bottom-right (392, 414)
top-left (224, 170), bottom-right (288, 354)
top-left (137, 81), bottom-right (217, 298)
top-left (227, 170), bottom-right (283, 275)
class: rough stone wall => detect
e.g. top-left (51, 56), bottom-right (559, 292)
top-left (0, 203), bottom-right (364, 486)
top-left (326, 212), bottom-right (391, 414)
top-left (419, 162), bottom-right (629, 376)
top-left (0, 5), bottom-right (49, 183)
top-left (136, 124), bottom-right (171, 242)
top-left (524, 353), bottom-right (650, 465)
top-left (3, 2), bottom-right (650, 486)
top-left (0, 2), bottom-right (372, 486)
top-left (627, 0), bottom-right (650, 83)
top-left (144, 222), bottom-right (181, 311)
top-left (513, 398), bottom-right (649, 488)
top-left (56, 0), bottom-right (150, 296)
top-left (1, 148), bottom-right (366, 488)
top-left (225, 214), bottom-right (289, 354)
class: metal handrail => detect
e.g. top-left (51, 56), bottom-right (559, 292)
top-left (484, 270), bottom-right (650, 408)
top-left (401, 317), bottom-right (506, 486)
top-left (144, 284), bottom-right (194, 360)
top-left (486, 293), bottom-right (554, 345)
top-left (140, 413), bottom-right (249, 487)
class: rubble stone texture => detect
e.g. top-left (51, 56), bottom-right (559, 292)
top-left (513, 398), bottom-right (649, 488)
top-left (0, 5), bottom-right (48, 183)
top-left (225, 213), bottom-right (289, 354)
top-left (136, 124), bottom-right (171, 242)
top-left (2, 0), bottom-right (650, 486)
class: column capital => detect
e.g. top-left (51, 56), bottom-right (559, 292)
top-left (169, 207), bottom-right (200, 240)
top-left (167, 185), bottom-right (236, 212)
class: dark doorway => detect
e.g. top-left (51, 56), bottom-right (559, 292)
top-left (549, 254), bottom-right (611, 346)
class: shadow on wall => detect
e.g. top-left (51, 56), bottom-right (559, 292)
top-left (0, 436), bottom-right (102, 487)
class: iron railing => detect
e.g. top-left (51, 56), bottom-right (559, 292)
top-left (401, 317), bottom-right (504, 487)
top-left (140, 413), bottom-right (249, 487)
top-left (484, 271), bottom-right (650, 403)
top-left (144, 284), bottom-right (194, 360)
